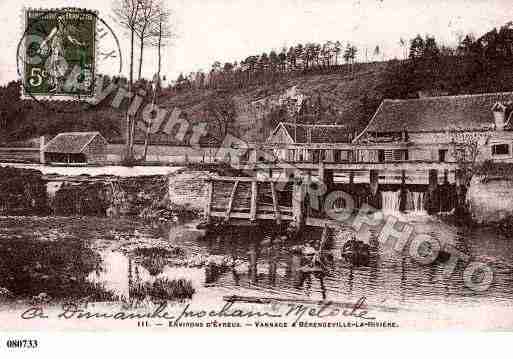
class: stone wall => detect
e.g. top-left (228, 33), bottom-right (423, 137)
top-left (51, 176), bottom-right (169, 217)
top-left (0, 166), bottom-right (48, 215)
top-left (48, 170), bottom-right (212, 218)
top-left (0, 165), bottom-right (216, 219)
top-left (467, 175), bottom-right (513, 224)
top-left (167, 170), bottom-right (210, 211)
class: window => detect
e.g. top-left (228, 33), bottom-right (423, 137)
top-left (455, 148), bottom-right (466, 161)
top-left (393, 149), bottom-right (409, 161)
top-left (288, 150), bottom-right (295, 162)
top-left (492, 144), bottom-right (510, 156)
top-left (334, 150), bottom-right (341, 162)
top-left (439, 149), bottom-right (448, 163)
top-left (378, 150), bottom-right (385, 163)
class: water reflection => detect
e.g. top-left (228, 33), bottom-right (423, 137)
top-left (179, 219), bottom-right (513, 306)
top-left (2, 216), bottom-right (513, 309)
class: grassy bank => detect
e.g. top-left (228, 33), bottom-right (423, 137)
top-left (0, 236), bottom-right (117, 302)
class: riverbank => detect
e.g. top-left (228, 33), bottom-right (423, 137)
top-left (1, 162), bottom-right (256, 220)
top-left (466, 163), bottom-right (513, 236)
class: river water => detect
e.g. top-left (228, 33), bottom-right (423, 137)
top-left (1, 213), bottom-right (513, 329)
top-left (1, 163), bottom-right (183, 177)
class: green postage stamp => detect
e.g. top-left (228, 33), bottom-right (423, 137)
top-left (20, 7), bottom-right (97, 100)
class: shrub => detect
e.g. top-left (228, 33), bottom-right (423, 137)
top-left (129, 278), bottom-right (195, 302)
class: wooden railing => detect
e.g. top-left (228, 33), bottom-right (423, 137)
top-left (205, 176), bottom-right (295, 224)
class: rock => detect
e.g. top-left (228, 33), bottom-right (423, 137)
top-left (32, 292), bottom-right (51, 304)
top-left (168, 171), bottom-right (211, 211)
top-left (106, 206), bottom-right (119, 218)
top-left (0, 287), bottom-right (13, 298)
top-left (467, 175), bottom-right (513, 224)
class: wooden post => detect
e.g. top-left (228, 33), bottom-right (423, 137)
top-left (428, 169), bottom-right (438, 193)
top-left (428, 169), bottom-right (438, 214)
top-left (318, 161), bottom-right (325, 183)
top-left (348, 170), bottom-right (355, 196)
top-left (400, 170), bottom-right (407, 212)
top-left (270, 182), bottom-right (281, 225)
top-left (269, 235), bottom-right (277, 285)
top-left (205, 181), bottom-right (213, 223)
top-left (39, 136), bottom-right (45, 164)
top-left (249, 149), bottom-right (258, 164)
top-left (455, 168), bottom-right (464, 205)
top-left (320, 224), bottom-right (329, 250)
top-left (324, 169), bottom-right (334, 190)
top-left (291, 249), bottom-right (303, 287)
top-left (292, 172), bottom-right (305, 227)
top-left (370, 170), bottom-right (379, 196)
top-left (455, 169), bottom-right (463, 187)
top-left (250, 180), bottom-right (258, 222)
top-left (248, 230), bottom-right (258, 284)
top-left (225, 180), bottom-right (239, 222)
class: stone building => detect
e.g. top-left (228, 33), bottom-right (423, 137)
top-left (354, 92), bottom-right (513, 164)
top-left (265, 122), bottom-right (357, 163)
top-left (42, 131), bottom-right (108, 165)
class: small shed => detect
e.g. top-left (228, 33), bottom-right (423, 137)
top-left (43, 132), bottom-right (108, 164)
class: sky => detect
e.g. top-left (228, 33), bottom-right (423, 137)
top-left (0, 0), bottom-right (512, 85)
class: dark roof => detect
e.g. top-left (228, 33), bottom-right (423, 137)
top-left (362, 92), bottom-right (513, 134)
top-left (43, 132), bottom-right (106, 153)
top-left (277, 122), bottom-right (354, 143)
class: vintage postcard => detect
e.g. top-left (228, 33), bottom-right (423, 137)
top-left (2, 0), bottom-right (513, 347)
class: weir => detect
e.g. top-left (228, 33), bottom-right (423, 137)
top-left (205, 161), bottom-right (465, 230)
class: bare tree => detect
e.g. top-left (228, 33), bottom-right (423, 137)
top-left (399, 38), bottom-right (407, 60)
top-left (205, 96), bottom-right (237, 140)
top-left (112, 0), bottom-right (144, 162)
top-left (334, 41), bottom-right (342, 65)
top-left (142, 2), bottom-right (175, 161)
top-left (149, 2), bottom-right (174, 85)
top-left (373, 45), bottom-right (381, 61)
top-left (450, 131), bottom-right (489, 186)
top-left (135, 0), bottom-right (158, 80)
top-left (343, 43), bottom-right (358, 75)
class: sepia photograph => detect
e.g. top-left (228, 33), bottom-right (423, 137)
top-left (1, 1), bottom-right (513, 351)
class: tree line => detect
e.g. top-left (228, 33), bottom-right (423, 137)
top-left (173, 41), bottom-right (360, 91)
top-left (380, 23), bottom-right (513, 100)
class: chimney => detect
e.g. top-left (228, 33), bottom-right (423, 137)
top-left (492, 102), bottom-right (506, 131)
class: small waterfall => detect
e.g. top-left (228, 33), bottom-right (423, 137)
top-left (406, 191), bottom-right (426, 214)
top-left (381, 191), bottom-right (401, 213)
top-left (46, 181), bottom-right (63, 202)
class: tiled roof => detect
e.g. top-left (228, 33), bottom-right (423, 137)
top-left (362, 92), bottom-right (513, 134)
top-left (43, 132), bottom-right (105, 153)
top-left (279, 122), bottom-right (354, 143)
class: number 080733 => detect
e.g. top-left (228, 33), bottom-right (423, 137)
top-left (6, 339), bottom-right (39, 349)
